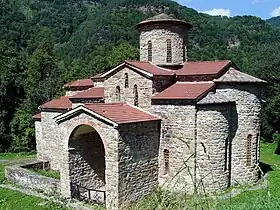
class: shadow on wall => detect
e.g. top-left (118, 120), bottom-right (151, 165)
top-left (69, 126), bottom-right (106, 189)
top-left (259, 162), bottom-right (273, 175)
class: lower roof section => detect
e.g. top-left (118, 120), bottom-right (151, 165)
top-left (39, 96), bottom-right (72, 110)
top-left (152, 82), bottom-right (215, 101)
top-left (55, 103), bottom-right (160, 126)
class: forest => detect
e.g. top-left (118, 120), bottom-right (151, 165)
top-left (1, 0), bottom-right (280, 152)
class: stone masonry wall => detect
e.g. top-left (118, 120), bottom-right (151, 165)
top-left (216, 84), bottom-right (262, 185)
top-left (35, 121), bottom-right (42, 160)
top-left (139, 23), bottom-right (189, 65)
top-left (69, 131), bottom-right (105, 190)
top-left (5, 164), bottom-right (60, 195)
top-left (117, 121), bottom-right (160, 205)
top-left (104, 66), bottom-right (153, 109)
top-left (151, 102), bottom-right (196, 194)
top-left (196, 104), bottom-right (231, 193)
top-left (40, 111), bottom-right (64, 170)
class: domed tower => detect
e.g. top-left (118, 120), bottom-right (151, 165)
top-left (136, 14), bottom-right (193, 66)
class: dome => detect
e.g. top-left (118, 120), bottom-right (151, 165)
top-left (136, 13), bottom-right (193, 29)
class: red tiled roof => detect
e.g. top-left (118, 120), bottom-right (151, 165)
top-left (33, 113), bottom-right (41, 121)
top-left (40, 96), bottom-right (72, 110)
top-left (176, 60), bottom-right (231, 76)
top-left (126, 61), bottom-right (174, 76)
top-left (152, 82), bottom-right (215, 100)
top-left (69, 87), bottom-right (104, 99)
top-left (84, 103), bottom-right (159, 124)
top-left (64, 79), bottom-right (94, 88)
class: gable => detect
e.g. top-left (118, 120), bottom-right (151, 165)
top-left (101, 62), bottom-right (153, 80)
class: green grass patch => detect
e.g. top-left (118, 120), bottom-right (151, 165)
top-left (0, 188), bottom-right (68, 210)
top-left (28, 168), bottom-right (60, 179)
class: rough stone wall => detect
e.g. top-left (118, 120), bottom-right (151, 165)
top-left (40, 111), bottom-right (64, 170)
top-left (35, 121), bottom-right (42, 160)
top-left (150, 102), bottom-right (196, 194)
top-left (139, 23), bottom-right (189, 65)
top-left (5, 164), bottom-right (60, 195)
top-left (94, 81), bottom-right (104, 87)
top-left (196, 104), bottom-right (231, 193)
top-left (117, 121), bottom-right (160, 205)
top-left (104, 67), bottom-right (153, 109)
top-left (216, 84), bottom-right (262, 185)
top-left (153, 75), bottom-right (175, 93)
top-left (69, 131), bottom-right (105, 190)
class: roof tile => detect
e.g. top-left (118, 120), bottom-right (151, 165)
top-left (176, 60), bottom-right (231, 76)
top-left (84, 103), bottom-right (159, 124)
top-left (69, 87), bottom-right (104, 99)
top-left (40, 96), bottom-right (72, 110)
top-left (152, 82), bottom-right (215, 100)
top-left (125, 61), bottom-right (174, 76)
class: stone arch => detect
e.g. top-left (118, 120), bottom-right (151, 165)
top-left (116, 86), bottom-right (121, 102)
top-left (68, 124), bottom-right (106, 193)
top-left (65, 120), bottom-right (108, 154)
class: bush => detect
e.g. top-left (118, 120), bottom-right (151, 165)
top-left (273, 132), bottom-right (280, 155)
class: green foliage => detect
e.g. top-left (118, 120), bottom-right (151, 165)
top-left (10, 110), bottom-right (35, 152)
top-left (0, 0), bottom-right (280, 151)
top-left (267, 16), bottom-right (280, 27)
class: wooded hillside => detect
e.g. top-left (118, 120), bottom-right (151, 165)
top-left (1, 0), bottom-right (280, 152)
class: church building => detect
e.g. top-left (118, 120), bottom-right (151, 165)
top-left (33, 14), bottom-right (266, 209)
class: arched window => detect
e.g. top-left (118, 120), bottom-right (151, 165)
top-left (164, 149), bottom-right (170, 174)
top-left (247, 134), bottom-right (252, 166)
top-left (148, 41), bottom-right (152, 62)
top-left (116, 86), bottom-right (120, 102)
top-left (125, 73), bottom-right (129, 88)
top-left (182, 40), bottom-right (186, 62)
top-left (225, 138), bottom-right (229, 171)
top-left (166, 39), bottom-right (172, 63)
top-left (256, 133), bottom-right (260, 164)
top-left (133, 85), bottom-right (139, 106)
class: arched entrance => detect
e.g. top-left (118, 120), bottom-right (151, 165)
top-left (68, 124), bottom-right (105, 202)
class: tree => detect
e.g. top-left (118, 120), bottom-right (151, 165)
top-left (10, 41), bottom-right (61, 152)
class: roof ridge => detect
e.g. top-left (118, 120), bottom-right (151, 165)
top-left (177, 81), bottom-right (214, 84)
top-left (187, 60), bottom-right (231, 63)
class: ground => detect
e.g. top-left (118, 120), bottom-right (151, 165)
top-left (0, 153), bottom-right (69, 210)
top-left (0, 143), bottom-right (280, 210)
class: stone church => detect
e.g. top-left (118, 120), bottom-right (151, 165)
top-left (33, 14), bottom-right (266, 209)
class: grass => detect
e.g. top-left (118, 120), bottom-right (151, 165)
top-left (0, 188), bottom-right (68, 210)
top-left (28, 168), bottom-right (60, 179)
top-left (0, 153), bottom-right (69, 210)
